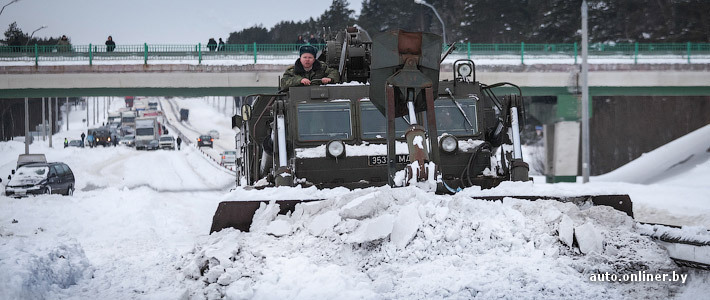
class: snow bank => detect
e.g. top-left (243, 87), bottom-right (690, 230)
top-left (181, 187), bottom-right (681, 299)
top-left (0, 234), bottom-right (93, 299)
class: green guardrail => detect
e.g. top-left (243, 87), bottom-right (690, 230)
top-left (1, 42), bottom-right (708, 66)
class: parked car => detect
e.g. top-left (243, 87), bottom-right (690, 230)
top-left (197, 135), bottom-right (213, 148)
top-left (146, 139), bottom-right (160, 151)
top-left (119, 135), bottom-right (135, 147)
top-left (220, 150), bottom-right (237, 166)
top-left (159, 136), bottom-right (175, 150)
top-left (207, 130), bottom-right (220, 139)
top-left (68, 140), bottom-right (82, 147)
top-left (5, 162), bottom-right (75, 197)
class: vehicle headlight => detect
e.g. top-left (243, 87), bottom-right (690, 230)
top-left (326, 140), bottom-right (345, 158)
top-left (440, 135), bottom-right (458, 153)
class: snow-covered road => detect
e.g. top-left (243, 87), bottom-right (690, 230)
top-left (1, 98), bottom-right (709, 299)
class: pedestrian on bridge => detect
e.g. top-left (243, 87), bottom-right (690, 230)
top-left (64, 138), bottom-right (69, 148)
top-left (56, 35), bottom-right (70, 52)
top-left (80, 132), bottom-right (86, 147)
top-left (207, 38), bottom-right (217, 51)
top-left (176, 136), bottom-right (182, 150)
top-left (105, 36), bottom-right (116, 52)
top-left (218, 38), bottom-right (225, 51)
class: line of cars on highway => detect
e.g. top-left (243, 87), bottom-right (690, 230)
top-left (196, 130), bottom-right (237, 167)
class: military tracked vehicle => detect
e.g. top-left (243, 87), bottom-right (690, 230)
top-left (210, 27), bottom-right (633, 234)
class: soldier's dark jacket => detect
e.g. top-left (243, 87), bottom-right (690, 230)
top-left (281, 59), bottom-right (339, 89)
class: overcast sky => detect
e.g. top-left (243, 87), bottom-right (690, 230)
top-left (2, 0), bottom-right (364, 44)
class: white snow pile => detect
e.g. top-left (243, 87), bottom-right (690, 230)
top-left (0, 231), bottom-right (93, 300)
top-left (180, 187), bottom-right (682, 299)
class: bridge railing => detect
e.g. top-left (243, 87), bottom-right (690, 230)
top-left (1, 42), bottom-right (709, 65)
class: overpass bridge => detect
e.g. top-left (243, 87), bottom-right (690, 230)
top-left (2, 41), bottom-right (710, 98)
top-left (1, 62), bottom-right (709, 98)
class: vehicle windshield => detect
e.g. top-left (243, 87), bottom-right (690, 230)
top-left (122, 117), bottom-right (135, 123)
top-left (123, 136), bottom-right (135, 140)
top-left (359, 101), bottom-right (409, 139)
top-left (9, 165), bottom-right (49, 185)
top-left (200, 136), bottom-right (211, 140)
top-left (435, 98), bottom-right (478, 136)
top-left (136, 128), bottom-right (153, 136)
top-left (297, 102), bottom-right (352, 141)
top-left (224, 151), bottom-right (237, 155)
top-left (160, 137), bottom-right (173, 141)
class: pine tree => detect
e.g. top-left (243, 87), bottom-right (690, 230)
top-left (316, 0), bottom-right (356, 33)
top-left (227, 26), bottom-right (270, 44)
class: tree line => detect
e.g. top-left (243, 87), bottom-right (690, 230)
top-left (229, 0), bottom-right (710, 44)
top-left (3, 0), bottom-right (708, 46)
top-left (3, 22), bottom-right (66, 46)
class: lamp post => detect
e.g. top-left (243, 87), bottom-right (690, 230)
top-left (581, 0), bottom-right (590, 183)
top-left (414, 0), bottom-right (447, 45)
top-left (26, 25), bottom-right (47, 46)
top-left (0, 0), bottom-right (21, 17)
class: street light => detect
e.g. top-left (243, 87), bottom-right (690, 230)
top-left (0, 0), bottom-right (21, 17)
top-left (26, 25), bottom-right (47, 46)
top-left (414, 0), bottom-right (446, 45)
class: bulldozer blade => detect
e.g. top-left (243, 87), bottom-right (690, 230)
top-left (472, 194), bottom-right (633, 218)
top-left (210, 199), bottom-right (324, 233)
top-left (639, 222), bottom-right (710, 270)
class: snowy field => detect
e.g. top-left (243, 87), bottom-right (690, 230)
top-left (1, 97), bottom-right (709, 299)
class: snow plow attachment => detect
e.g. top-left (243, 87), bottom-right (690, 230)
top-left (209, 194), bottom-right (632, 233)
top-left (210, 199), bottom-right (323, 233)
top-left (474, 194), bottom-right (633, 218)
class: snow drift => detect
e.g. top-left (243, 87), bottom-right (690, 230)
top-left (181, 187), bottom-right (682, 299)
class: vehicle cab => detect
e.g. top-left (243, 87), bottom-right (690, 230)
top-left (241, 60), bottom-right (523, 191)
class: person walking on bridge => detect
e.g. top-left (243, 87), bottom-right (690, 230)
top-left (176, 136), bottom-right (182, 150)
top-left (207, 38), bottom-right (217, 51)
top-left (218, 38), bottom-right (225, 51)
top-left (56, 35), bottom-right (70, 52)
top-left (80, 132), bottom-right (86, 147)
top-left (105, 36), bottom-right (116, 52)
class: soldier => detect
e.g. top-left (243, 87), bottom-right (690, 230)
top-left (281, 45), bottom-right (338, 89)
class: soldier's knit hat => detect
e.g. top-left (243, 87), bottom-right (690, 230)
top-left (299, 45), bottom-right (317, 57)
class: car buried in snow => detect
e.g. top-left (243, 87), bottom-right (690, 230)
top-left (5, 162), bottom-right (75, 197)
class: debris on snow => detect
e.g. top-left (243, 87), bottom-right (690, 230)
top-left (559, 214), bottom-right (574, 247)
top-left (575, 222), bottom-right (603, 254)
top-left (391, 204), bottom-right (422, 249)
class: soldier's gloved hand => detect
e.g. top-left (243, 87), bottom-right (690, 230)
top-left (300, 78), bottom-right (311, 85)
top-left (321, 78), bottom-right (332, 84)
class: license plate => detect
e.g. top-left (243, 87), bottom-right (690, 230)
top-left (368, 154), bottom-right (410, 166)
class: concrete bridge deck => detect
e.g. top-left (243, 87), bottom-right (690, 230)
top-left (1, 63), bottom-right (709, 98)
